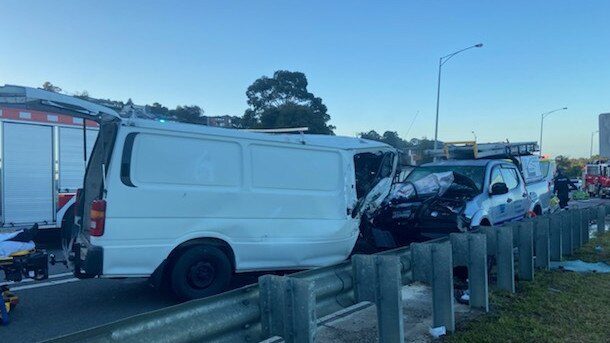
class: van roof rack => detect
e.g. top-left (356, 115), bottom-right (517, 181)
top-left (429, 141), bottom-right (539, 160)
top-left (241, 127), bottom-right (309, 133)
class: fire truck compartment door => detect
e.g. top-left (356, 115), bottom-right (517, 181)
top-left (3, 122), bottom-right (54, 224)
top-left (59, 127), bottom-right (98, 191)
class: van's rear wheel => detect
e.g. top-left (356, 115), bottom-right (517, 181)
top-left (170, 245), bottom-right (232, 301)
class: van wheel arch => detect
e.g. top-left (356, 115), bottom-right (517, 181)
top-left (480, 219), bottom-right (491, 226)
top-left (167, 238), bottom-right (236, 271)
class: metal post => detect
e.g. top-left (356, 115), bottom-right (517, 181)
top-left (433, 58), bottom-right (442, 152)
top-left (539, 107), bottom-right (568, 155)
top-left (562, 211), bottom-right (573, 256)
top-left (449, 233), bottom-right (489, 311)
top-left (571, 209), bottom-right (582, 249)
top-left (539, 114), bottom-right (544, 155)
top-left (581, 208), bottom-right (590, 243)
top-left (433, 43), bottom-right (483, 153)
top-left (598, 205), bottom-right (607, 235)
top-left (518, 221), bottom-right (534, 281)
top-left (496, 225), bottom-right (515, 292)
top-left (352, 255), bottom-right (404, 343)
top-left (549, 214), bottom-right (563, 261)
top-left (412, 242), bottom-right (455, 332)
top-left (534, 217), bottom-right (551, 269)
top-left (259, 275), bottom-right (316, 343)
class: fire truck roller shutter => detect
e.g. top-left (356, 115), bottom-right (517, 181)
top-left (3, 122), bottom-right (53, 224)
top-left (58, 127), bottom-right (98, 192)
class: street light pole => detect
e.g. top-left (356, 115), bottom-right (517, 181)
top-left (538, 107), bottom-right (568, 155)
top-left (433, 43), bottom-right (483, 152)
top-left (591, 130), bottom-right (599, 158)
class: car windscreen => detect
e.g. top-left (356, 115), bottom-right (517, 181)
top-left (586, 165), bottom-right (600, 176)
top-left (406, 165), bottom-right (485, 192)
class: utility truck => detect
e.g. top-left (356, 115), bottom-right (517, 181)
top-left (364, 141), bottom-right (550, 245)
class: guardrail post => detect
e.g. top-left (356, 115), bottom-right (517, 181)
top-left (571, 209), bottom-right (582, 249)
top-left (449, 233), bottom-right (489, 312)
top-left (581, 208), bottom-right (590, 244)
top-left (412, 241), bottom-right (455, 332)
top-left (480, 226), bottom-right (497, 258)
top-left (598, 205), bottom-right (607, 235)
top-left (496, 225), bottom-right (515, 292)
top-left (534, 217), bottom-right (550, 270)
top-left (518, 221), bottom-right (534, 281)
top-left (562, 211), bottom-right (573, 256)
top-left (352, 255), bottom-right (404, 343)
top-left (259, 275), bottom-right (316, 343)
top-left (549, 214), bottom-right (562, 261)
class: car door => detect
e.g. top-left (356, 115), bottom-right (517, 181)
top-left (489, 166), bottom-right (511, 224)
top-left (500, 166), bottom-right (528, 221)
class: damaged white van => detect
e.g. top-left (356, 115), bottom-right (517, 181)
top-left (0, 85), bottom-right (397, 299)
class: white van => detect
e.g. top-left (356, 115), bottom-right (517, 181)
top-left (0, 85), bottom-right (397, 299)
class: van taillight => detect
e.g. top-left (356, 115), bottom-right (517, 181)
top-left (90, 199), bottom-right (106, 237)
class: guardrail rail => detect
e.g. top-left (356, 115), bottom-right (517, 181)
top-left (46, 205), bottom-right (609, 343)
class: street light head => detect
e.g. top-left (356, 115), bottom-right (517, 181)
top-left (475, 43), bottom-right (483, 48)
top-left (562, 107), bottom-right (568, 110)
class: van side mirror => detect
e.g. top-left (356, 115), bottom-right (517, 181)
top-left (490, 182), bottom-right (509, 195)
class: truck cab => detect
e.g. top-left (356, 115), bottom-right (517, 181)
top-left (406, 159), bottom-right (528, 237)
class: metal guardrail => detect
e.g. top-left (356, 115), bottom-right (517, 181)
top-left (46, 205), bottom-right (609, 343)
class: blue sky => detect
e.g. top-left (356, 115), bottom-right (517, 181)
top-left (2, 1), bottom-right (609, 158)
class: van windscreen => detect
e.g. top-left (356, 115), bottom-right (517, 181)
top-left (354, 151), bottom-right (393, 199)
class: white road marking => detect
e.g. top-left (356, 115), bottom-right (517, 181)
top-left (4, 272), bottom-right (73, 286)
top-left (11, 277), bottom-right (80, 291)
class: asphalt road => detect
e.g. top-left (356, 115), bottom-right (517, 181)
top-left (1, 198), bottom-right (607, 342)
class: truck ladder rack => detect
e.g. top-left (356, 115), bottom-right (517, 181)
top-left (429, 141), bottom-right (539, 160)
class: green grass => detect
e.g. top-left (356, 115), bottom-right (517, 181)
top-left (444, 231), bottom-right (610, 343)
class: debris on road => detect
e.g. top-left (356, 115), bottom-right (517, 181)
top-left (550, 260), bottom-right (610, 273)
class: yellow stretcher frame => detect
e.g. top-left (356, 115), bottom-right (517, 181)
top-left (0, 250), bottom-right (37, 324)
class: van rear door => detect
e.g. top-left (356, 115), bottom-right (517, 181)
top-left (0, 85), bottom-right (120, 122)
top-left (0, 85), bottom-right (121, 272)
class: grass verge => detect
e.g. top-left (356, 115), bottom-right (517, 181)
top-left (443, 231), bottom-right (610, 343)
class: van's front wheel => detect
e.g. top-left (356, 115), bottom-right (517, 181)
top-left (170, 245), bottom-right (232, 300)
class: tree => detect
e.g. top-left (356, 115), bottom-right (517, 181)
top-left (169, 105), bottom-right (206, 125)
top-left (146, 102), bottom-right (169, 116)
top-left (358, 130), bottom-right (410, 150)
top-left (41, 81), bottom-right (62, 93)
top-left (555, 155), bottom-right (586, 178)
top-left (242, 70), bottom-right (335, 134)
top-left (359, 130), bottom-right (382, 141)
top-left (74, 90), bottom-right (89, 99)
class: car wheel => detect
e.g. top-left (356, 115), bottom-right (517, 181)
top-left (170, 245), bottom-right (232, 301)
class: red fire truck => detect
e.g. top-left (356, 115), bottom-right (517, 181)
top-left (584, 161), bottom-right (610, 198)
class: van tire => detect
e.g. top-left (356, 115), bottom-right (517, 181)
top-left (170, 245), bottom-right (232, 301)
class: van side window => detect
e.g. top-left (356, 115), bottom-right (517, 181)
top-left (490, 167), bottom-right (504, 187)
top-left (500, 168), bottom-right (519, 190)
